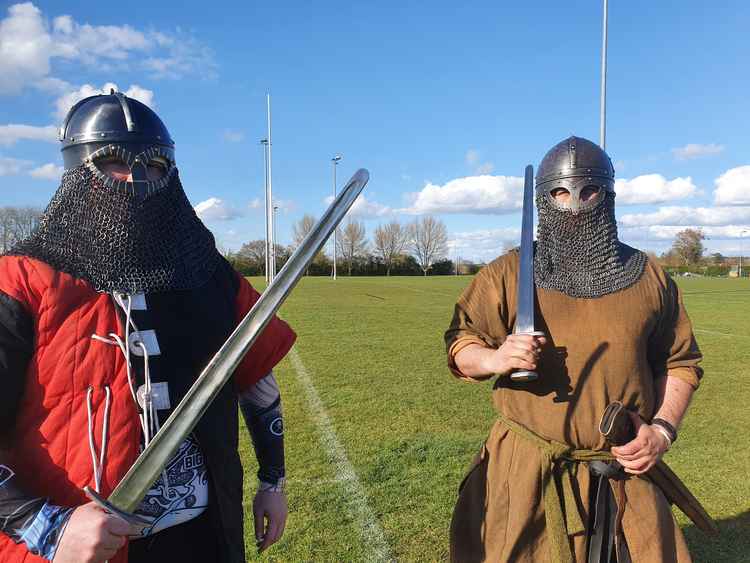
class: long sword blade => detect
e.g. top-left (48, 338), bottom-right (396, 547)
top-left (515, 165), bottom-right (536, 334)
top-left (103, 169), bottom-right (369, 513)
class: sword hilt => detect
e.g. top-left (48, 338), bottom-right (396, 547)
top-left (510, 369), bottom-right (538, 382)
top-left (83, 486), bottom-right (151, 534)
top-left (509, 330), bottom-right (546, 382)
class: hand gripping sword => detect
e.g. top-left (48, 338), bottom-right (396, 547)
top-left (510, 165), bottom-right (544, 382)
top-left (84, 169), bottom-right (370, 525)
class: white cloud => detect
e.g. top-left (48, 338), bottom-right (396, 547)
top-left (465, 148), bottom-right (494, 175)
top-left (619, 206), bottom-right (750, 227)
top-left (0, 3), bottom-right (53, 94)
top-left (620, 225), bottom-right (750, 242)
top-left (672, 143), bottom-right (724, 160)
top-left (194, 197), bottom-right (244, 221)
top-left (350, 195), bottom-right (391, 218)
top-left (222, 130), bottom-right (245, 143)
top-left (465, 149), bottom-right (480, 166)
top-left (403, 175), bottom-right (523, 215)
top-left (0, 2), bottom-right (215, 95)
top-left (249, 198), bottom-right (295, 214)
top-left (475, 162), bottom-right (495, 175)
top-left (447, 227), bottom-right (521, 262)
top-left (274, 199), bottom-right (295, 214)
top-left (54, 82), bottom-right (154, 119)
top-left (615, 174), bottom-right (698, 205)
top-left (29, 162), bottom-right (63, 180)
top-left (0, 155), bottom-right (31, 176)
top-left (142, 30), bottom-right (216, 80)
top-left (324, 194), bottom-right (391, 219)
top-left (0, 123), bottom-right (57, 145)
top-left (714, 165), bottom-right (750, 206)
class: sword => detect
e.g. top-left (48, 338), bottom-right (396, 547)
top-left (510, 165), bottom-right (544, 382)
top-left (85, 169), bottom-right (370, 524)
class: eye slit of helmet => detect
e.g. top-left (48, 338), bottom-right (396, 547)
top-left (146, 157), bottom-right (169, 181)
top-left (580, 186), bottom-right (601, 202)
top-left (550, 187), bottom-right (571, 204)
top-left (94, 156), bottom-right (131, 181)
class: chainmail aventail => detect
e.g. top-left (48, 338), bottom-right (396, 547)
top-left (534, 192), bottom-right (647, 299)
top-left (9, 165), bottom-right (222, 294)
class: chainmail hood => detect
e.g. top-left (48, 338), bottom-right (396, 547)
top-left (534, 191), bottom-right (647, 298)
top-left (10, 165), bottom-right (222, 294)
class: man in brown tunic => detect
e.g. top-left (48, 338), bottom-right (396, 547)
top-left (445, 137), bottom-right (703, 562)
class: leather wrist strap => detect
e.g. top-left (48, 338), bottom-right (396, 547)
top-left (651, 418), bottom-right (677, 444)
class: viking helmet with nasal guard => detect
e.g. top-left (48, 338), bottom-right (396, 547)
top-left (59, 89), bottom-right (175, 191)
top-left (535, 136), bottom-right (615, 213)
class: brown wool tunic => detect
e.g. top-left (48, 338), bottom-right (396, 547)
top-left (445, 251), bottom-right (703, 563)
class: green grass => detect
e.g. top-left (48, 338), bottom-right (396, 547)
top-left (238, 275), bottom-right (750, 562)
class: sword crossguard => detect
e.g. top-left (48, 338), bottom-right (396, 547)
top-left (83, 486), bottom-right (151, 533)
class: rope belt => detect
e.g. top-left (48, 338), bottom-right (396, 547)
top-left (497, 414), bottom-right (615, 563)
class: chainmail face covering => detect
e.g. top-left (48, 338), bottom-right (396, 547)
top-left (534, 191), bottom-right (647, 299)
top-left (10, 165), bottom-right (221, 294)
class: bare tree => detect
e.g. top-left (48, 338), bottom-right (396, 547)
top-left (672, 228), bottom-right (705, 266)
top-left (0, 206), bottom-right (42, 252)
top-left (409, 216), bottom-right (448, 276)
top-left (293, 214), bottom-right (317, 248)
top-left (237, 240), bottom-right (266, 268)
top-left (336, 219), bottom-right (368, 276)
top-left (374, 221), bottom-right (408, 276)
top-left (0, 208), bottom-right (16, 253)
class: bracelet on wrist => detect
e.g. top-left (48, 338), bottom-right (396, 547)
top-left (258, 477), bottom-right (286, 493)
top-left (651, 418), bottom-right (678, 444)
top-left (652, 425), bottom-right (673, 450)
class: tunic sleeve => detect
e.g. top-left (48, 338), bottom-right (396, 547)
top-left (647, 273), bottom-right (703, 389)
top-left (444, 256), bottom-right (514, 380)
top-left (0, 257), bottom-right (38, 445)
top-left (232, 273), bottom-right (296, 393)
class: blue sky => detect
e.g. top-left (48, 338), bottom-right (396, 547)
top-left (1, 0), bottom-right (748, 261)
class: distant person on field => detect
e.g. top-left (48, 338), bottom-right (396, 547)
top-left (0, 91), bottom-right (294, 562)
top-left (445, 136), bottom-right (707, 562)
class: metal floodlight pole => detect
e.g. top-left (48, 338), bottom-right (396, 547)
top-left (273, 205), bottom-right (279, 273)
top-left (332, 153), bottom-right (343, 280)
top-left (740, 229), bottom-right (748, 278)
top-left (260, 138), bottom-right (270, 283)
top-left (600, 0), bottom-right (609, 150)
top-left (266, 94), bottom-right (276, 281)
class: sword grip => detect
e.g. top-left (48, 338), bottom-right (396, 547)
top-left (509, 330), bottom-right (545, 382)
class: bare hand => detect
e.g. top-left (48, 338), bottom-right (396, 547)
top-left (482, 334), bottom-right (547, 377)
top-left (53, 502), bottom-right (132, 563)
top-left (611, 411), bottom-right (670, 475)
top-left (253, 490), bottom-right (288, 553)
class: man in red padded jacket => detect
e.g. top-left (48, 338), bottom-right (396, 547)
top-left (0, 91), bottom-right (294, 562)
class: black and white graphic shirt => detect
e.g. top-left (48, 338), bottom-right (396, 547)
top-left (132, 434), bottom-right (209, 537)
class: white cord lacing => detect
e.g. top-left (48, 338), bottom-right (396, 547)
top-left (90, 293), bottom-right (172, 494)
top-left (86, 385), bottom-right (111, 493)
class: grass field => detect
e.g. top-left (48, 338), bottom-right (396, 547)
top-left (239, 275), bottom-right (750, 562)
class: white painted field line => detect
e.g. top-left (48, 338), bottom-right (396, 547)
top-left (289, 348), bottom-right (393, 562)
top-left (694, 328), bottom-right (748, 339)
top-left (388, 283), bottom-right (455, 298)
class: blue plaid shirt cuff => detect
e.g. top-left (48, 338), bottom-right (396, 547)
top-left (19, 501), bottom-right (73, 560)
